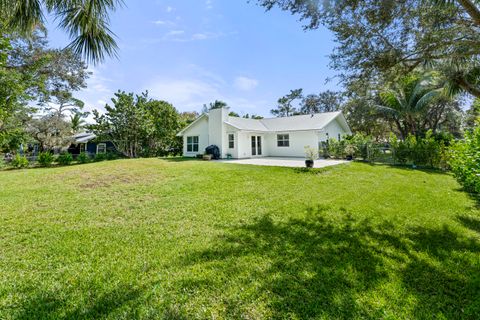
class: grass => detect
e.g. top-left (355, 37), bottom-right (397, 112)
top-left (0, 158), bottom-right (479, 319)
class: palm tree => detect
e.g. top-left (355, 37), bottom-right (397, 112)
top-left (0, 0), bottom-right (123, 63)
top-left (375, 74), bottom-right (443, 138)
top-left (70, 112), bottom-right (87, 132)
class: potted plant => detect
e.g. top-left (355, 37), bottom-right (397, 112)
top-left (203, 153), bottom-right (212, 160)
top-left (304, 146), bottom-right (317, 168)
top-left (345, 144), bottom-right (356, 161)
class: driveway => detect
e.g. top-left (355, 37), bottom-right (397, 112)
top-left (217, 157), bottom-right (348, 168)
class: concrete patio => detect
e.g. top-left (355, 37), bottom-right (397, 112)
top-left (217, 157), bottom-right (348, 168)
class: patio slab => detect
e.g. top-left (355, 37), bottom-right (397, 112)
top-left (217, 157), bottom-right (348, 168)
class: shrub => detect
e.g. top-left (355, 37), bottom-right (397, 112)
top-left (448, 126), bottom-right (480, 194)
top-left (94, 153), bottom-right (107, 162)
top-left (106, 152), bottom-right (119, 160)
top-left (390, 131), bottom-right (451, 168)
top-left (319, 141), bottom-right (329, 158)
top-left (57, 153), bottom-right (73, 165)
top-left (390, 134), bottom-right (410, 164)
top-left (11, 154), bottom-right (29, 168)
top-left (348, 133), bottom-right (373, 159)
top-left (77, 152), bottom-right (90, 164)
top-left (38, 152), bottom-right (54, 167)
top-left (327, 138), bottom-right (346, 159)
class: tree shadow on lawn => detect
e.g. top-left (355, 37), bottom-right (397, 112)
top-left (181, 206), bottom-right (480, 318)
top-left (458, 214), bottom-right (480, 234)
top-left (373, 162), bottom-right (450, 176)
top-left (12, 284), bottom-right (144, 320)
top-left (11, 282), bottom-right (189, 320)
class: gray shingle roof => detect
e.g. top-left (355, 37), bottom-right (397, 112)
top-left (226, 111), bottom-right (344, 132)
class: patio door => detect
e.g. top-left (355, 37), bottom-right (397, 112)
top-left (251, 135), bottom-right (262, 156)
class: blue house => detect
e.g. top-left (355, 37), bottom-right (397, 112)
top-left (68, 132), bottom-right (116, 156)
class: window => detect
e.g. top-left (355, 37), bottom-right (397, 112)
top-left (228, 134), bottom-right (234, 149)
top-left (97, 143), bottom-right (106, 154)
top-left (338, 133), bottom-right (341, 141)
top-left (277, 134), bottom-right (290, 147)
top-left (187, 136), bottom-right (199, 152)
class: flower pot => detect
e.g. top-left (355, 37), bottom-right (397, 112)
top-left (203, 154), bottom-right (212, 161)
top-left (305, 160), bottom-right (314, 168)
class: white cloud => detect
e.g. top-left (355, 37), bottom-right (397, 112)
top-left (234, 76), bottom-right (259, 91)
top-left (206, 0), bottom-right (213, 9)
top-left (166, 6), bottom-right (174, 13)
top-left (148, 79), bottom-right (220, 110)
top-left (167, 30), bottom-right (185, 36)
top-left (151, 19), bottom-right (175, 27)
top-left (144, 66), bottom-right (269, 115)
top-left (153, 30), bottom-right (224, 42)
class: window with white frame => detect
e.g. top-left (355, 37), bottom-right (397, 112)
top-left (228, 134), bottom-right (234, 149)
top-left (97, 143), bottom-right (106, 154)
top-left (277, 134), bottom-right (290, 147)
top-left (187, 136), bottom-right (199, 152)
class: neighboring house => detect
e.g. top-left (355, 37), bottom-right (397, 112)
top-left (177, 107), bottom-right (352, 159)
top-left (67, 132), bottom-right (116, 156)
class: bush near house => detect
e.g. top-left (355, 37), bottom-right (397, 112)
top-left (390, 131), bottom-right (450, 169)
top-left (322, 132), bottom-right (450, 169)
top-left (57, 153), bottom-right (73, 166)
top-left (94, 153), bottom-right (107, 162)
top-left (10, 154), bottom-right (29, 168)
top-left (448, 126), bottom-right (480, 194)
top-left (77, 152), bottom-right (90, 164)
top-left (37, 152), bottom-right (54, 167)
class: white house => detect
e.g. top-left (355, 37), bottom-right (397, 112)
top-left (177, 107), bottom-right (352, 159)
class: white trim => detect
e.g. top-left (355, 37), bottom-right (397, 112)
top-left (96, 143), bottom-right (107, 154)
top-left (186, 135), bottom-right (199, 153)
top-left (228, 133), bottom-right (235, 149)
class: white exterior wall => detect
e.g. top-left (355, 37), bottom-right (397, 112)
top-left (208, 108), bottom-right (229, 157)
top-left (265, 131), bottom-right (319, 158)
top-left (225, 126), bottom-right (239, 158)
top-left (182, 116), bottom-right (209, 157)
top-left (323, 118), bottom-right (348, 142)
top-left (235, 131), bottom-right (250, 159)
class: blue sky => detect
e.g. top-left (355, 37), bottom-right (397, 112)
top-left (47, 0), bottom-right (338, 117)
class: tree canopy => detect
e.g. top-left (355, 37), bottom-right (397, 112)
top-left (91, 91), bottom-right (183, 158)
top-left (0, 0), bottom-right (122, 63)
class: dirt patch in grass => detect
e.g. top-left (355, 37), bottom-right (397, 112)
top-left (52, 167), bottom-right (159, 190)
top-left (78, 173), bottom-right (154, 190)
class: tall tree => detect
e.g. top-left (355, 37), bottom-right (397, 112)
top-left (1, 0), bottom-right (122, 63)
top-left (27, 114), bottom-right (73, 151)
top-left (374, 74), bottom-right (445, 138)
top-left (1, 28), bottom-right (88, 152)
top-left (91, 91), bottom-right (149, 158)
top-left (300, 90), bottom-right (344, 114)
top-left (91, 91), bottom-right (182, 158)
top-left (143, 99), bottom-right (182, 156)
top-left (70, 112), bottom-right (88, 132)
top-left (271, 88), bottom-right (303, 117)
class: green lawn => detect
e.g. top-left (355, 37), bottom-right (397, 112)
top-left (0, 159), bottom-right (479, 319)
